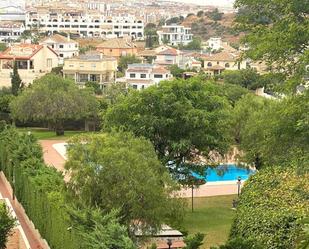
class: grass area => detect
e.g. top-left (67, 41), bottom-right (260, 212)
top-left (17, 127), bottom-right (91, 140)
top-left (183, 195), bottom-right (236, 249)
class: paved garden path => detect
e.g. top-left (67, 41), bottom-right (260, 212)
top-left (0, 175), bottom-right (47, 249)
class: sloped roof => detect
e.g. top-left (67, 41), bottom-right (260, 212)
top-left (201, 51), bottom-right (239, 61)
top-left (157, 48), bottom-right (180, 56)
top-left (0, 43), bottom-right (58, 60)
top-left (97, 38), bottom-right (137, 49)
top-left (40, 34), bottom-right (78, 44)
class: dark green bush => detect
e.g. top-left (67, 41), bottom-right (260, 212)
top-left (230, 167), bottom-right (309, 249)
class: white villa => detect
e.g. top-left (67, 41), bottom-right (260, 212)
top-left (157, 24), bottom-right (193, 46)
top-left (124, 63), bottom-right (172, 90)
top-left (39, 34), bottom-right (79, 64)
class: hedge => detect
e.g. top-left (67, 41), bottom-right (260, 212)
top-left (230, 167), bottom-right (309, 249)
top-left (0, 127), bottom-right (82, 249)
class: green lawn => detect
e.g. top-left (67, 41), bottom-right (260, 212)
top-left (183, 195), bottom-right (236, 249)
top-left (17, 127), bottom-right (92, 140)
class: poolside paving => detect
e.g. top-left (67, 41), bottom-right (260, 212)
top-left (40, 140), bottom-right (242, 197)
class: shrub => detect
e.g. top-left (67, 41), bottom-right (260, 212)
top-left (230, 167), bottom-right (309, 249)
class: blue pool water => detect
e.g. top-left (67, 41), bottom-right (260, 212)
top-left (192, 164), bottom-right (255, 182)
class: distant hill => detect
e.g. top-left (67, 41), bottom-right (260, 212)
top-left (181, 12), bottom-right (243, 45)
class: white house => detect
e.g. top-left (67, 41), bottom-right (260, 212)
top-left (157, 24), bottom-right (193, 46)
top-left (204, 37), bottom-right (222, 51)
top-left (39, 34), bottom-right (79, 64)
top-left (125, 63), bottom-right (172, 90)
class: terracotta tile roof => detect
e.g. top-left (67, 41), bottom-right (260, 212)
top-left (152, 67), bottom-right (170, 74)
top-left (97, 38), bottom-right (137, 49)
top-left (0, 21), bottom-right (24, 28)
top-left (201, 51), bottom-right (239, 61)
top-left (0, 44), bottom-right (56, 60)
top-left (138, 49), bottom-right (157, 57)
top-left (40, 34), bottom-right (78, 44)
top-left (157, 48), bottom-right (180, 56)
top-left (205, 65), bottom-right (226, 70)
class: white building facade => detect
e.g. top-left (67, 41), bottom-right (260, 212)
top-left (125, 64), bottom-right (172, 90)
top-left (25, 10), bottom-right (144, 40)
top-left (39, 34), bottom-right (79, 64)
top-left (0, 21), bottom-right (25, 42)
top-left (157, 24), bottom-right (193, 46)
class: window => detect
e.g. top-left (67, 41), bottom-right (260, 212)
top-left (69, 64), bottom-right (74, 67)
top-left (59, 54), bottom-right (64, 57)
top-left (132, 85), bottom-right (138, 89)
top-left (141, 85), bottom-right (145, 89)
top-left (207, 62), bottom-right (212, 67)
top-left (59, 45), bottom-right (64, 49)
top-left (110, 49), bottom-right (113, 52)
top-left (225, 63), bottom-right (230, 68)
top-left (130, 73), bottom-right (136, 78)
top-left (141, 74), bottom-right (146, 78)
top-left (154, 74), bottom-right (163, 78)
top-left (47, 59), bottom-right (52, 68)
top-left (80, 64), bottom-right (84, 68)
top-left (91, 63), bottom-right (96, 68)
top-left (217, 61), bottom-right (219, 65)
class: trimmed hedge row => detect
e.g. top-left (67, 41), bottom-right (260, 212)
top-left (0, 127), bottom-right (81, 249)
top-left (230, 167), bottom-right (309, 249)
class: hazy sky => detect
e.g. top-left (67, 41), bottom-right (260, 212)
top-left (170, 0), bottom-right (235, 7)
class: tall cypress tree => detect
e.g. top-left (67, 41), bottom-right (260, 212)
top-left (11, 62), bottom-right (22, 96)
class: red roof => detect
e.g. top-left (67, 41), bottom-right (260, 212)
top-left (157, 48), bottom-right (180, 56)
top-left (0, 44), bottom-right (58, 60)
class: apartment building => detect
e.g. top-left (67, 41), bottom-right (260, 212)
top-left (63, 51), bottom-right (117, 87)
top-left (125, 63), bottom-right (172, 90)
top-left (25, 7), bottom-right (144, 39)
top-left (0, 43), bottom-right (59, 87)
top-left (39, 34), bottom-right (79, 64)
top-left (157, 24), bottom-right (193, 46)
top-left (0, 21), bottom-right (25, 42)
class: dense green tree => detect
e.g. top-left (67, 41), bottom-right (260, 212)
top-left (0, 203), bottom-right (16, 249)
top-left (85, 81), bottom-right (103, 95)
top-left (211, 238), bottom-right (263, 249)
top-left (206, 8), bottom-right (223, 21)
top-left (118, 55), bottom-right (142, 73)
top-left (182, 37), bottom-right (202, 50)
top-left (103, 78), bottom-right (232, 179)
top-left (65, 132), bottom-right (184, 233)
top-left (11, 62), bottom-right (22, 96)
top-left (235, 0), bottom-right (309, 91)
top-left (69, 208), bottom-right (136, 249)
top-left (184, 233), bottom-right (205, 249)
top-left (0, 43), bottom-right (7, 52)
top-left (10, 74), bottom-right (98, 135)
top-left (235, 90), bottom-right (309, 170)
top-left (169, 65), bottom-right (185, 78)
top-left (230, 167), bottom-right (309, 249)
top-left (197, 11), bottom-right (204, 17)
top-left (0, 95), bottom-right (14, 114)
top-left (221, 69), bottom-right (264, 90)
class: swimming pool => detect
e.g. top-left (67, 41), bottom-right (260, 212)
top-left (192, 164), bottom-right (255, 182)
